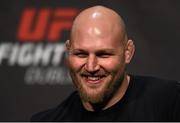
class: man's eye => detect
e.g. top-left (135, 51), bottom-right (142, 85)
top-left (74, 53), bottom-right (87, 58)
top-left (97, 53), bottom-right (113, 58)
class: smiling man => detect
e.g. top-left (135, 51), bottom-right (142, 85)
top-left (66, 5), bottom-right (134, 110)
top-left (31, 5), bottom-right (180, 121)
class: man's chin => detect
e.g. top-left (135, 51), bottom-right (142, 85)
top-left (75, 77), bottom-right (111, 103)
top-left (80, 94), bottom-right (104, 104)
top-left (78, 87), bottom-right (106, 104)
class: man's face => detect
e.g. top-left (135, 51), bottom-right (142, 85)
top-left (67, 26), bottom-right (127, 104)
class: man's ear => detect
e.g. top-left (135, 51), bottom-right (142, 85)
top-left (65, 40), bottom-right (71, 51)
top-left (125, 39), bottom-right (135, 64)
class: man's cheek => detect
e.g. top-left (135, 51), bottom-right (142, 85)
top-left (102, 62), bottom-right (118, 71)
top-left (68, 57), bottom-right (77, 68)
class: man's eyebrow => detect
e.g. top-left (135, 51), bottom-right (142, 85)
top-left (70, 49), bottom-right (115, 52)
top-left (70, 49), bottom-right (87, 52)
top-left (69, 49), bottom-right (88, 54)
top-left (96, 49), bottom-right (115, 53)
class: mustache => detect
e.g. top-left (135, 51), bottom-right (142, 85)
top-left (80, 69), bottom-right (107, 77)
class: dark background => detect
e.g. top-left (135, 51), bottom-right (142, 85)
top-left (0, 0), bottom-right (179, 121)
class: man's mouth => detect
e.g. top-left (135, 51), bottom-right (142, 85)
top-left (81, 74), bottom-right (106, 84)
top-left (87, 76), bottom-right (101, 81)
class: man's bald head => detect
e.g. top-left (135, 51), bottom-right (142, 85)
top-left (70, 6), bottom-right (128, 45)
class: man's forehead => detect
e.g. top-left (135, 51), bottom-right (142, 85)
top-left (70, 37), bottom-right (121, 51)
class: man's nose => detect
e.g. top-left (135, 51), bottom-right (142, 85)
top-left (85, 55), bottom-right (100, 72)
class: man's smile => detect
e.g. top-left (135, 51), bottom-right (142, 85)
top-left (80, 74), bottom-right (107, 84)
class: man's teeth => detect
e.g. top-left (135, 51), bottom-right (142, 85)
top-left (87, 76), bottom-right (100, 81)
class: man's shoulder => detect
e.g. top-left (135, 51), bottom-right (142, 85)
top-left (30, 91), bottom-right (80, 121)
top-left (131, 75), bottom-right (180, 98)
top-left (132, 75), bottom-right (180, 88)
top-left (126, 75), bottom-right (180, 120)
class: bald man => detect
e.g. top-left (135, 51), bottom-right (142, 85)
top-left (31, 6), bottom-right (180, 121)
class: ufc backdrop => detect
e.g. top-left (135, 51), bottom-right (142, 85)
top-left (0, 0), bottom-right (179, 121)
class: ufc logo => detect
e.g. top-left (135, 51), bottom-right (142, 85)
top-left (17, 8), bottom-right (78, 42)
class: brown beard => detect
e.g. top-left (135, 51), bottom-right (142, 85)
top-left (71, 69), bottom-right (125, 105)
